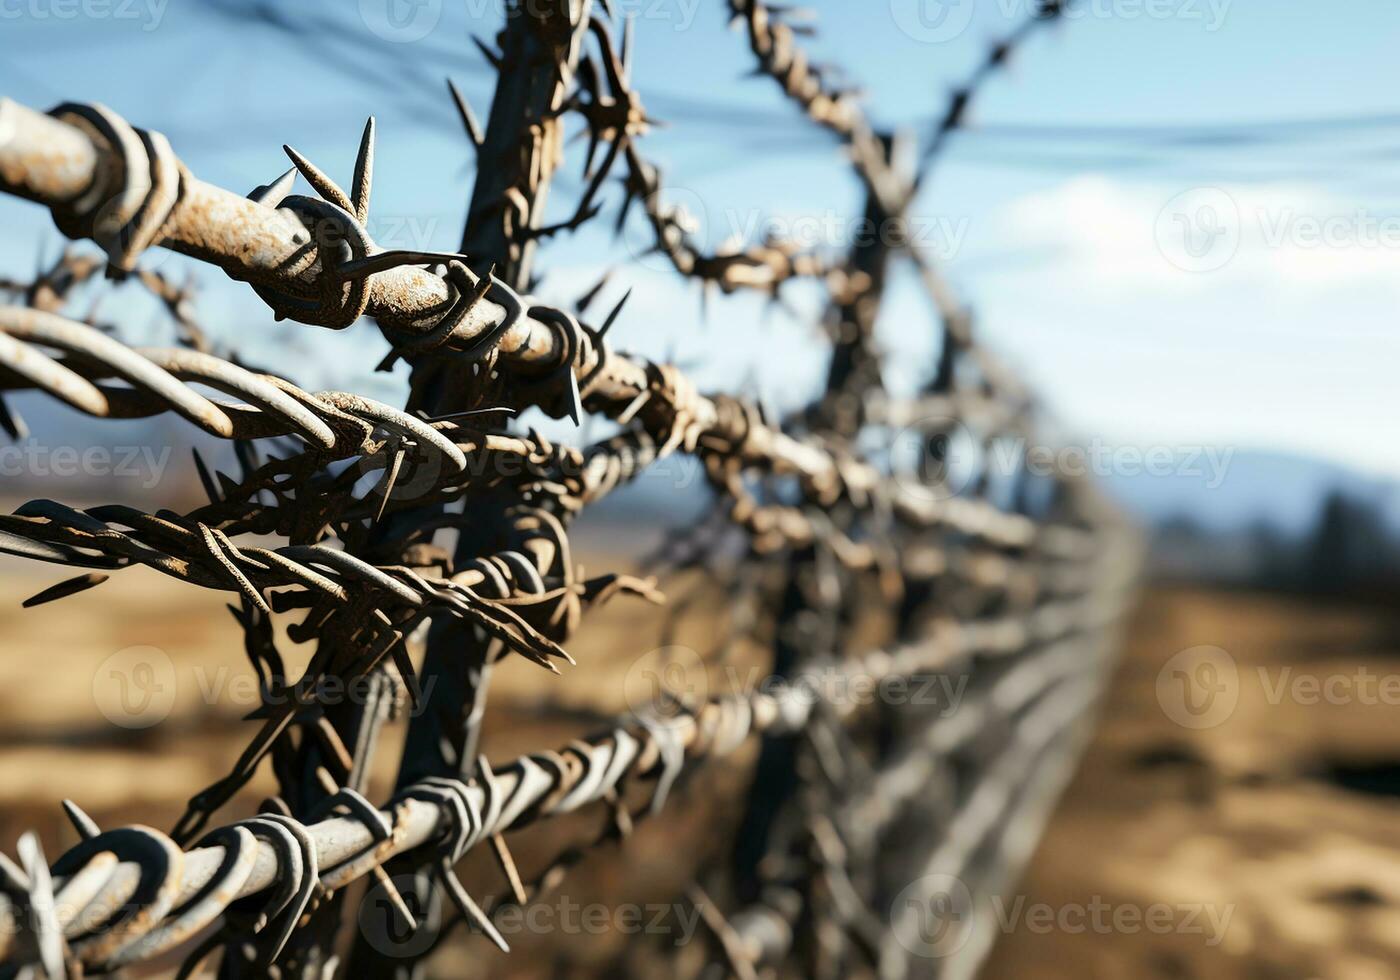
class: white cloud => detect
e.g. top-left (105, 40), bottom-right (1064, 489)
top-left (986, 176), bottom-right (1400, 298)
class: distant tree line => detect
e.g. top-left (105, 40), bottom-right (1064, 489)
top-left (1152, 488), bottom-right (1400, 600)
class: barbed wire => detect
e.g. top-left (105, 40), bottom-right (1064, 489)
top-left (0, 1), bottom-right (1135, 976)
top-left (0, 576), bottom-right (1129, 974)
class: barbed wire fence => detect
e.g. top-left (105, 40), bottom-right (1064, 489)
top-left (0, 0), bottom-right (1138, 976)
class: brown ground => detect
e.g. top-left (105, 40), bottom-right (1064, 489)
top-left (987, 587), bottom-right (1400, 980)
top-left (3, 561), bottom-right (1399, 977)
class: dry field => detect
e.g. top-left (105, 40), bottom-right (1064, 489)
top-left (3, 550), bottom-right (1398, 976)
top-left (989, 587), bottom-right (1400, 979)
top-left (0, 536), bottom-right (761, 976)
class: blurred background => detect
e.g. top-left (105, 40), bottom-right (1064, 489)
top-left (3, 0), bottom-right (1400, 976)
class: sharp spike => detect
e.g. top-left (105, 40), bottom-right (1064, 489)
top-left (192, 447), bottom-right (220, 504)
top-left (233, 438), bottom-right (262, 480)
top-left (249, 166), bottom-right (298, 208)
top-left (582, 128), bottom-right (602, 179)
top-left (23, 572), bottom-right (109, 609)
top-left (282, 144), bottom-right (353, 214)
top-left (598, 0), bottom-right (616, 19)
top-left (446, 78), bottom-right (485, 148)
top-left (374, 447), bottom-right (406, 524)
top-left (621, 15), bottom-right (635, 87)
top-left (598, 287), bottom-right (631, 337)
top-left (471, 34), bottom-right (504, 70)
top-left (420, 405), bottom-right (516, 424)
top-left (488, 832), bottom-right (528, 906)
top-left (0, 852), bottom-right (25, 893)
top-left (440, 861), bottom-right (510, 952)
top-left (61, 799), bottom-right (100, 840)
top-left (199, 524), bottom-right (270, 616)
top-left (352, 117), bottom-right (376, 225)
top-left (614, 188), bottom-right (638, 238)
top-left (371, 867), bottom-right (418, 931)
top-left (564, 369), bottom-right (583, 426)
top-left (616, 388), bottom-right (650, 425)
top-left (390, 641), bottom-right (421, 712)
top-left (216, 469), bottom-right (242, 500)
top-left (575, 270), bottom-right (612, 313)
top-left (0, 394), bottom-right (28, 441)
top-left (16, 834), bottom-right (64, 980)
top-left (577, 57), bottom-right (601, 101)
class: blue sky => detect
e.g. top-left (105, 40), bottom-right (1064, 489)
top-left (4, 0), bottom-right (1400, 481)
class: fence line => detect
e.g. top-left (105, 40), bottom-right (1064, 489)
top-left (0, 1), bottom-right (1134, 976)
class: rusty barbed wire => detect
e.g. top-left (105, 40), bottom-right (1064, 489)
top-left (621, 143), bottom-right (857, 301)
top-left (0, 1), bottom-right (1134, 976)
top-left (725, 0), bottom-right (906, 213)
top-left (0, 566), bottom-right (1130, 973)
top-left (0, 98), bottom-right (1052, 553)
top-left (0, 303), bottom-right (1082, 559)
top-left (916, 0), bottom-right (1071, 188)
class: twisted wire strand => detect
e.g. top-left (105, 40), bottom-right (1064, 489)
top-left (621, 143), bottom-right (854, 298)
top-left (0, 98), bottom-right (973, 506)
top-left (0, 303), bottom-right (1088, 557)
top-left (0, 14), bottom-right (1139, 972)
top-left (1, 569), bottom-right (1129, 973)
top-left (0, 300), bottom-right (1085, 654)
top-left (915, 0), bottom-right (1072, 186)
top-left (724, 0), bottom-right (904, 212)
top-left (724, 647), bottom-right (1108, 974)
top-left (0, 98), bottom-right (1087, 558)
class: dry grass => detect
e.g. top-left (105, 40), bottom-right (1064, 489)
top-left (987, 587), bottom-right (1400, 979)
top-left (5, 560), bottom-right (1398, 977)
